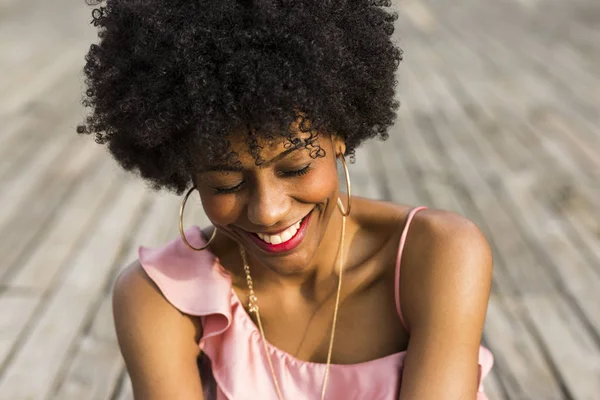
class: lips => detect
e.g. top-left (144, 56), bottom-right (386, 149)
top-left (255, 219), bottom-right (302, 244)
top-left (246, 211), bottom-right (312, 253)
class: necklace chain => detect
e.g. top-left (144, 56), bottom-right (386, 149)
top-left (240, 214), bottom-right (346, 400)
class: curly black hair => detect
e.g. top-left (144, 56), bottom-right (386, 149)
top-left (78, 0), bottom-right (402, 194)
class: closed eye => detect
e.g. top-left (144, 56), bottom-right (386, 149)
top-left (213, 181), bottom-right (244, 194)
top-left (281, 164), bottom-right (311, 177)
top-left (213, 164), bottom-right (311, 194)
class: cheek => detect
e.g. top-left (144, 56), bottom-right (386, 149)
top-left (298, 163), bottom-right (340, 203)
top-left (197, 161), bottom-right (340, 224)
top-left (198, 191), bottom-right (242, 225)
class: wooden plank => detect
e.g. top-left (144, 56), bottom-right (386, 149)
top-left (484, 295), bottom-right (562, 399)
top-left (0, 151), bottom-right (117, 384)
top-left (0, 137), bottom-right (102, 281)
top-left (430, 0), bottom-right (600, 132)
top-left (114, 375), bottom-right (133, 400)
top-left (404, 5), bottom-right (600, 281)
top-left (124, 191), bottom-right (186, 261)
top-left (397, 105), bottom-right (465, 213)
top-left (7, 157), bottom-right (118, 289)
top-left (0, 120), bottom-right (77, 227)
top-left (523, 294), bottom-right (600, 399)
top-left (89, 294), bottom-right (118, 343)
top-left (397, 32), bottom-right (567, 392)
top-left (0, 0), bottom-right (21, 10)
top-left (397, 0), bottom-right (437, 34)
top-left (0, 290), bottom-right (40, 369)
top-left (389, 82), bottom-right (521, 396)
top-left (0, 157), bottom-right (118, 386)
top-left (398, 22), bottom-right (550, 384)
top-left (386, 60), bottom-right (560, 397)
top-left (388, 39), bottom-right (560, 396)
top-left (529, 110), bottom-right (600, 182)
top-left (0, 115), bottom-right (30, 164)
top-left (348, 147), bottom-right (386, 200)
top-left (512, 114), bottom-right (600, 273)
top-left (0, 122), bottom-right (71, 196)
top-left (396, 55), bottom-right (572, 398)
top-left (481, 369), bottom-right (507, 400)
top-left (0, 47), bottom-right (85, 116)
top-left (50, 337), bottom-right (123, 400)
top-left (403, 16), bottom-right (600, 290)
top-left (53, 292), bottom-right (124, 400)
top-left (0, 72), bottom-right (80, 183)
top-left (403, 38), bottom-right (600, 398)
top-left (414, 40), bottom-right (600, 334)
top-left (442, 22), bottom-right (600, 282)
top-left (52, 192), bottom-right (184, 399)
top-left (0, 42), bottom-right (53, 103)
top-left (0, 62), bottom-right (90, 186)
top-left (0, 179), bottom-right (150, 399)
top-left (366, 135), bottom-right (422, 207)
top-left (393, 98), bottom-right (515, 297)
top-left (464, 50), bottom-right (600, 203)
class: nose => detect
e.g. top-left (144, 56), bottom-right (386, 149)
top-left (246, 179), bottom-right (291, 227)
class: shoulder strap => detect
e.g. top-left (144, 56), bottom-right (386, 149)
top-left (394, 206), bottom-right (428, 331)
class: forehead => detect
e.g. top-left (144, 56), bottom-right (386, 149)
top-left (192, 130), bottom-right (327, 174)
top-left (224, 126), bottom-right (325, 164)
top-left (227, 132), bottom-right (289, 156)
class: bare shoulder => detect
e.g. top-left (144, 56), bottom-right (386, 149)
top-left (404, 208), bottom-right (492, 276)
top-left (113, 260), bottom-right (160, 307)
top-left (407, 208), bottom-right (491, 257)
top-left (351, 196), bottom-right (413, 238)
top-left (352, 198), bottom-right (491, 267)
top-left (113, 261), bottom-right (204, 399)
top-left (400, 207), bottom-right (493, 331)
top-left (113, 260), bottom-right (201, 337)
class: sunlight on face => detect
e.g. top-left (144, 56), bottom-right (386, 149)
top-left (194, 127), bottom-right (345, 275)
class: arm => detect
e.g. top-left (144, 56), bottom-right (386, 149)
top-left (398, 210), bottom-right (493, 400)
top-left (113, 261), bottom-right (205, 400)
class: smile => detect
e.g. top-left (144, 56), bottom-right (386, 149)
top-left (246, 211), bottom-right (312, 253)
top-left (256, 220), bottom-right (302, 244)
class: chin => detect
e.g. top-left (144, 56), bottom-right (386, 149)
top-left (261, 247), bottom-right (318, 275)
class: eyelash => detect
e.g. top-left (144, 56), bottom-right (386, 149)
top-left (213, 165), bottom-right (312, 194)
top-left (282, 164), bottom-right (311, 177)
top-left (214, 183), bottom-right (244, 195)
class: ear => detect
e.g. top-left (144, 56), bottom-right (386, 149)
top-left (330, 135), bottom-right (347, 157)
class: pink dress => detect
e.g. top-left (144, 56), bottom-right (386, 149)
top-left (139, 207), bottom-right (494, 399)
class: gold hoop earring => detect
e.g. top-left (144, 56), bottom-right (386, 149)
top-left (337, 153), bottom-right (351, 217)
top-left (179, 186), bottom-right (217, 251)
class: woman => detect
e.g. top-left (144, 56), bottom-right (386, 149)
top-left (79, 0), bottom-right (494, 399)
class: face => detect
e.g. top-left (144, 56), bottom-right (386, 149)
top-left (194, 130), bottom-right (345, 275)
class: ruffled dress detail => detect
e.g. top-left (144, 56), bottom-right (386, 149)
top-left (139, 209), bottom-right (493, 399)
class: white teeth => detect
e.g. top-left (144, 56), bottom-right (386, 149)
top-left (255, 218), bottom-right (303, 245)
top-left (271, 235), bottom-right (283, 245)
top-left (280, 229), bottom-right (293, 243)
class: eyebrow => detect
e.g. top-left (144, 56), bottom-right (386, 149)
top-left (198, 146), bottom-right (302, 173)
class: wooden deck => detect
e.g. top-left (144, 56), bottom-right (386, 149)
top-left (1, 0), bottom-right (599, 398)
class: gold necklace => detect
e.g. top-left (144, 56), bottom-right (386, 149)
top-left (239, 214), bottom-right (346, 400)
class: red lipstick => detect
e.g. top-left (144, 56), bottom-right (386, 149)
top-left (248, 212), bottom-right (312, 254)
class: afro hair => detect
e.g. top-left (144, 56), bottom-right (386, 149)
top-left (79, 0), bottom-right (402, 193)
